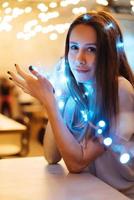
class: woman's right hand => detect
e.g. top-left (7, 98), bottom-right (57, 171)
top-left (8, 64), bottom-right (55, 108)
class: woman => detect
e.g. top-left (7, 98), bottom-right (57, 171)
top-left (8, 11), bottom-right (134, 199)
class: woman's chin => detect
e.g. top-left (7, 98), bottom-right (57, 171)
top-left (74, 71), bottom-right (94, 83)
top-left (75, 76), bottom-right (93, 83)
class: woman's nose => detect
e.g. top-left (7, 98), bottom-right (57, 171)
top-left (76, 51), bottom-right (86, 65)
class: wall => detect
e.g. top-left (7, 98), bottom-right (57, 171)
top-left (0, 12), bottom-right (134, 77)
top-left (0, 15), bottom-right (67, 76)
top-left (116, 14), bottom-right (134, 72)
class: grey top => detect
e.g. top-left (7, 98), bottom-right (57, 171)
top-left (88, 148), bottom-right (134, 199)
top-left (90, 77), bottom-right (134, 199)
top-left (53, 64), bottom-right (134, 199)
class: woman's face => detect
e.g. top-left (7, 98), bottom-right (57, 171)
top-left (68, 24), bottom-right (97, 83)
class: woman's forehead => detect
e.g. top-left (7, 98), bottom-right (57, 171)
top-left (69, 24), bottom-right (97, 44)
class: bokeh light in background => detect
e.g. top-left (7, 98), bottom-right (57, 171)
top-left (0, 0), bottom-right (134, 73)
top-left (0, 0), bottom-right (90, 39)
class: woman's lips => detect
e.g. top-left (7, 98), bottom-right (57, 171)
top-left (76, 68), bottom-right (90, 73)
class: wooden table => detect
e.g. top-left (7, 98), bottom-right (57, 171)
top-left (0, 113), bottom-right (26, 133)
top-left (0, 114), bottom-right (28, 156)
top-left (0, 156), bottom-right (130, 200)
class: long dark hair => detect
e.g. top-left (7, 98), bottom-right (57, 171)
top-left (64, 11), bottom-right (134, 135)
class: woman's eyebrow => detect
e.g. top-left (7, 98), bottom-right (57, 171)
top-left (85, 43), bottom-right (97, 46)
top-left (69, 42), bottom-right (78, 45)
top-left (69, 41), bottom-right (96, 46)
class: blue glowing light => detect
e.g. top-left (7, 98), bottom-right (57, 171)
top-left (113, 144), bottom-right (125, 153)
top-left (116, 37), bottom-right (124, 52)
top-left (103, 137), bottom-right (112, 146)
top-left (105, 22), bottom-right (114, 30)
top-left (120, 153), bottom-right (130, 164)
top-left (58, 100), bottom-right (65, 109)
top-left (97, 128), bottom-right (103, 135)
top-left (116, 41), bottom-right (124, 49)
top-left (46, 59), bottom-right (133, 166)
top-left (84, 92), bottom-right (89, 96)
top-left (98, 120), bottom-right (106, 128)
top-left (61, 75), bottom-right (67, 83)
top-left (81, 110), bottom-right (88, 122)
top-left (83, 14), bottom-right (91, 21)
top-left (55, 89), bottom-right (62, 97)
top-left (84, 83), bottom-right (94, 96)
top-left (31, 67), bottom-right (50, 79)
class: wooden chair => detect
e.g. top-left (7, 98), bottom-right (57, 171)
top-left (0, 114), bottom-right (29, 158)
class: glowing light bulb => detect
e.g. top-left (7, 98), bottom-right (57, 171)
top-left (2, 2), bottom-right (9, 8)
top-left (60, 75), bottom-right (67, 83)
top-left (83, 14), bottom-right (91, 21)
top-left (25, 7), bottom-right (32, 13)
top-left (58, 100), bottom-right (65, 109)
top-left (103, 137), bottom-right (112, 146)
top-left (84, 92), bottom-right (89, 96)
top-left (96, 0), bottom-right (108, 6)
top-left (81, 110), bottom-right (88, 122)
top-left (49, 33), bottom-right (58, 40)
top-left (49, 2), bottom-right (57, 8)
top-left (120, 153), bottom-right (130, 164)
top-left (55, 89), bottom-right (62, 97)
top-left (98, 120), bottom-right (106, 128)
top-left (105, 22), bottom-right (114, 30)
top-left (116, 41), bottom-right (124, 49)
top-left (97, 128), bottom-right (103, 134)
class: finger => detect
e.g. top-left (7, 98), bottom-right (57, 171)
top-left (9, 76), bottom-right (27, 91)
top-left (8, 76), bottom-right (30, 94)
top-left (29, 65), bottom-right (42, 79)
top-left (8, 71), bottom-right (26, 87)
top-left (13, 79), bottom-right (26, 89)
top-left (15, 64), bottom-right (30, 79)
top-left (13, 80), bottom-right (30, 94)
top-left (21, 87), bottom-right (30, 94)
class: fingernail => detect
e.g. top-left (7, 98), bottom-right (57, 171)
top-left (7, 71), bottom-right (11, 74)
top-left (29, 65), bottom-right (33, 71)
top-left (9, 77), bottom-right (12, 80)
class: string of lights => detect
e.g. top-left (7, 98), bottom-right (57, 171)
top-left (32, 56), bottom-right (133, 165)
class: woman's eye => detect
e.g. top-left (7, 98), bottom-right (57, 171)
top-left (87, 47), bottom-right (97, 53)
top-left (70, 45), bottom-right (78, 50)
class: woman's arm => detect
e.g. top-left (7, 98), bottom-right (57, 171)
top-left (8, 65), bottom-right (105, 173)
top-left (45, 97), bottom-right (105, 173)
top-left (43, 121), bottom-right (61, 164)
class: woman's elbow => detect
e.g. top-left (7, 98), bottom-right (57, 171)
top-left (66, 163), bottom-right (84, 173)
top-left (47, 159), bottom-right (60, 165)
top-left (44, 154), bottom-right (61, 165)
top-left (68, 168), bottom-right (82, 174)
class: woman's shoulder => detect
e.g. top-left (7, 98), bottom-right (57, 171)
top-left (118, 76), bottom-right (134, 94)
top-left (118, 76), bottom-right (134, 111)
top-left (117, 77), bottom-right (134, 141)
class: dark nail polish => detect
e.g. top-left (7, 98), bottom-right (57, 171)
top-left (7, 71), bottom-right (11, 74)
top-left (9, 77), bottom-right (12, 80)
top-left (29, 65), bottom-right (33, 71)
